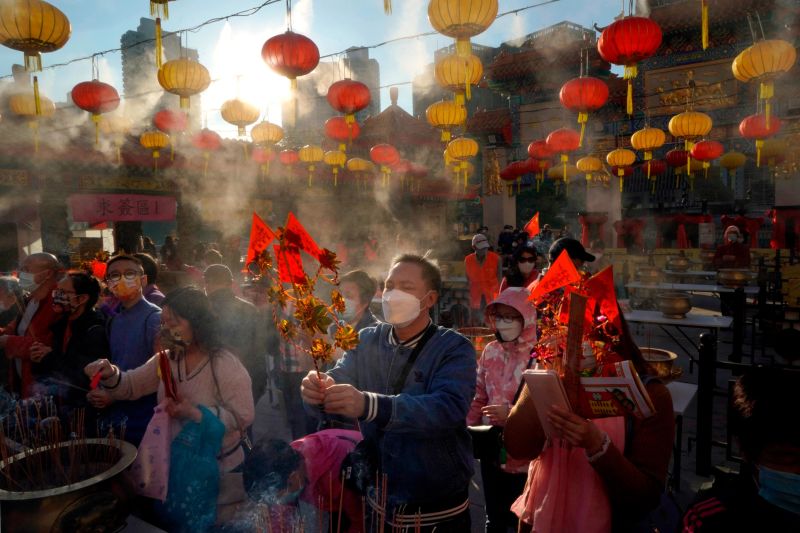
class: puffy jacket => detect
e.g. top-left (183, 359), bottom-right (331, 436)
top-left (316, 323), bottom-right (477, 507)
top-left (467, 287), bottom-right (536, 473)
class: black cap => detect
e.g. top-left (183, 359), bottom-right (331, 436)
top-left (203, 264), bottom-right (233, 284)
top-left (549, 238), bottom-right (595, 263)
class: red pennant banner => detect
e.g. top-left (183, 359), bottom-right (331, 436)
top-left (529, 250), bottom-right (581, 302)
top-left (284, 212), bottom-right (323, 262)
top-left (524, 212), bottom-right (540, 238)
top-left (274, 244), bottom-right (306, 284)
top-left (245, 212), bottom-right (276, 268)
top-left (584, 266), bottom-right (621, 330)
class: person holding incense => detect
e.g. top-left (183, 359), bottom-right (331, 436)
top-left (85, 287), bottom-right (255, 526)
top-left (467, 287), bottom-right (537, 533)
top-left (301, 253), bottom-right (476, 532)
top-left (29, 271), bottom-right (108, 430)
top-left (504, 310), bottom-right (675, 533)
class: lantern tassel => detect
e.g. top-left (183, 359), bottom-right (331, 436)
top-left (442, 131), bottom-right (450, 143)
top-left (647, 161), bottom-right (651, 179)
top-left (651, 179), bottom-right (656, 195)
top-left (701, 0), bottom-right (709, 50)
top-left (308, 165), bottom-right (314, 188)
top-left (756, 139), bottom-right (763, 167)
top-left (33, 76), bottom-right (41, 116)
top-left (626, 80), bottom-right (633, 115)
top-left (760, 82), bottom-right (774, 129)
top-left (92, 114), bottom-right (101, 146)
top-left (623, 65), bottom-right (637, 116)
top-left (465, 62), bottom-right (472, 101)
top-left (155, 18), bottom-right (164, 69)
top-left (25, 52), bottom-right (42, 72)
top-left (384, 0), bottom-right (392, 14)
top-left (577, 112), bottom-right (588, 147)
top-left (334, 169), bottom-right (338, 187)
top-left (153, 150), bottom-right (160, 174)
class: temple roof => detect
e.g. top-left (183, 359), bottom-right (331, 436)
top-left (356, 87), bottom-right (441, 151)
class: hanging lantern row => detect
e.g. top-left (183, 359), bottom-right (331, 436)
top-left (732, 39), bottom-right (796, 129)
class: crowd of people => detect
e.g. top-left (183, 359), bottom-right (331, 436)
top-left (0, 227), bottom-right (797, 533)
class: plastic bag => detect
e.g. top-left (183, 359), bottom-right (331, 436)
top-left (129, 402), bottom-right (171, 501)
top-left (164, 405), bottom-right (225, 532)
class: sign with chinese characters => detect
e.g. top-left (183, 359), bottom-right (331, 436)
top-left (69, 194), bottom-right (177, 222)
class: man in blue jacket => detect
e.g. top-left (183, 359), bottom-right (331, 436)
top-left (301, 253), bottom-right (476, 532)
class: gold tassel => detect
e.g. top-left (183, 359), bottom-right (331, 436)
top-left (384, 0), bottom-right (392, 14)
top-left (334, 168), bottom-right (338, 187)
top-left (151, 0), bottom-right (169, 18)
top-left (25, 52), bottom-right (42, 72)
top-left (623, 65), bottom-right (637, 116)
top-left (651, 179), bottom-right (656, 195)
top-left (455, 94), bottom-right (465, 107)
top-left (455, 38), bottom-right (471, 57)
top-left (619, 177), bottom-right (624, 193)
top-left (465, 61), bottom-right (472, 101)
top-left (701, 0), bottom-right (709, 50)
top-left (626, 80), bottom-right (633, 115)
top-left (155, 18), bottom-right (163, 69)
top-left (756, 139), bottom-right (763, 167)
top-left (308, 165), bottom-right (314, 188)
top-left (153, 150), bottom-right (160, 174)
top-left (441, 131), bottom-right (450, 142)
top-left (577, 112), bottom-right (588, 147)
top-left (33, 76), bottom-right (41, 116)
top-left (761, 82), bottom-right (774, 128)
top-left (647, 161), bottom-right (651, 179)
top-left (92, 114), bottom-right (101, 146)
top-left (180, 96), bottom-right (189, 109)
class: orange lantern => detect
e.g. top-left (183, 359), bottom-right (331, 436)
top-left (606, 148), bottom-right (636, 192)
top-left (434, 52), bottom-right (483, 106)
top-left (221, 98), bottom-right (260, 137)
top-left (323, 150), bottom-right (347, 186)
top-left (140, 130), bottom-right (170, 173)
top-left (298, 144), bottom-right (324, 187)
top-left (8, 89), bottom-right (55, 153)
top-left (157, 57), bottom-right (211, 110)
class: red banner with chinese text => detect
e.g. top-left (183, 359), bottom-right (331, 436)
top-left (69, 194), bottom-right (176, 222)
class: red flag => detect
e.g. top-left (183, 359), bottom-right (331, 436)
top-left (524, 212), bottom-right (540, 238)
top-left (284, 212), bottom-right (323, 262)
top-left (274, 244), bottom-right (306, 284)
top-left (529, 250), bottom-right (581, 302)
top-left (245, 212), bottom-right (276, 267)
top-left (584, 266), bottom-right (621, 330)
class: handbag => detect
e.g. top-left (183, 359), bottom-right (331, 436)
top-left (341, 324), bottom-right (437, 494)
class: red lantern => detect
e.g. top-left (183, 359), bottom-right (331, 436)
top-left (261, 31), bottom-right (320, 90)
top-left (739, 113), bottom-right (782, 167)
top-left (611, 165), bottom-right (634, 177)
top-left (641, 159), bottom-right (666, 193)
top-left (326, 79), bottom-right (371, 124)
top-left (690, 140), bottom-right (724, 163)
top-left (370, 144), bottom-right (400, 186)
top-left (324, 116), bottom-right (361, 151)
top-left (546, 128), bottom-right (581, 182)
top-left (690, 140), bottom-right (724, 179)
top-left (527, 140), bottom-right (552, 160)
top-left (279, 149), bottom-right (299, 166)
top-left (153, 109), bottom-right (188, 134)
top-left (597, 16), bottom-right (662, 115)
top-left (666, 148), bottom-right (689, 169)
top-left (71, 80), bottom-right (120, 145)
top-left (191, 128), bottom-right (222, 176)
top-left (252, 146), bottom-right (276, 177)
top-left (559, 77), bottom-right (609, 145)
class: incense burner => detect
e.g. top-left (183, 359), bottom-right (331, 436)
top-left (658, 291), bottom-right (692, 319)
top-left (717, 268), bottom-right (752, 288)
top-left (666, 254), bottom-right (691, 272)
top-left (0, 439), bottom-right (137, 533)
top-left (641, 348), bottom-right (682, 380)
top-left (635, 265), bottom-right (661, 285)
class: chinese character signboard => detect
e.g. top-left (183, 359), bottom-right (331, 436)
top-left (69, 194), bottom-right (177, 222)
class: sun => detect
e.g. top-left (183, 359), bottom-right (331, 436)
top-left (205, 23), bottom-right (290, 137)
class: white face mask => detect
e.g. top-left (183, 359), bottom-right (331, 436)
top-left (341, 297), bottom-right (360, 322)
top-left (18, 272), bottom-right (39, 292)
top-left (518, 262), bottom-right (535, 275)
top-left (382, 289), bottom-right (425, 328)
top-left (728, 234), bottom-right (739, 243)
top-left (495, 317), bottom-right (523, 342)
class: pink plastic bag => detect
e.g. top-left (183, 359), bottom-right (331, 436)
top-left (128, 402), bottom-right (171, 501)
top-left (511, 417), bottom-right (625, 533)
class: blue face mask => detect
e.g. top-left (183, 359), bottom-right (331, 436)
top-left (758, 466), bottom-right (800, 515)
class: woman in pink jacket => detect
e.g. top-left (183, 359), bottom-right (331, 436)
top-left (467, 287), bottom-right (537, 533)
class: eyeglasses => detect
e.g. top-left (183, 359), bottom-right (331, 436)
top-left (518, 257), bottom-right (536, 263)
top-left (105, 270), bottom-right (142, 282)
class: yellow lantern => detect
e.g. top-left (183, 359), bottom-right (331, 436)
top-left (157, 57), bottom-right (211, 109)
top-left (426, 100), bottom-right (467, 142)
top-left (298, 144), bottom-right (324, 187)
top-left (435, 53), bottom-right (483, 106)
top-left (323, 150), bottom-right (347, 186)
top-left (732, 39), bottom-right (796, 128)
top-left (139, 130), bottom-right (170, 172)
top-left (0, 0), bottom-right (71, 72)
top-left (606, 148), bottom-right (636, 192)
top-left (428, 0), bottom-right (498, 57)
top-left (346, 157), bottom-right (375, 190)
top-left (720, 151), bottom-right (746, 172)
top-left (547, 163), bottom-right (579, 195)
top-left (251, 121), bottom-right (284, 146)
top-left (576, 156), bottom-right (603, 182)
top-left (9, 90), bottom-right (55, 153)
top-left (669, 110), bottom-right (712, 174)
top-left (761, 138), bottom-right (787, 168)
top-left (221, 98), bottom-right (260, 137)
top-left (631, 126), bottom-right (666, 178)
top-left (446, 137), bottom-right (479, 191)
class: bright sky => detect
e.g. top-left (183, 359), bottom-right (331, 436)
top-left (0, 0), bottom-right (626, 137)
